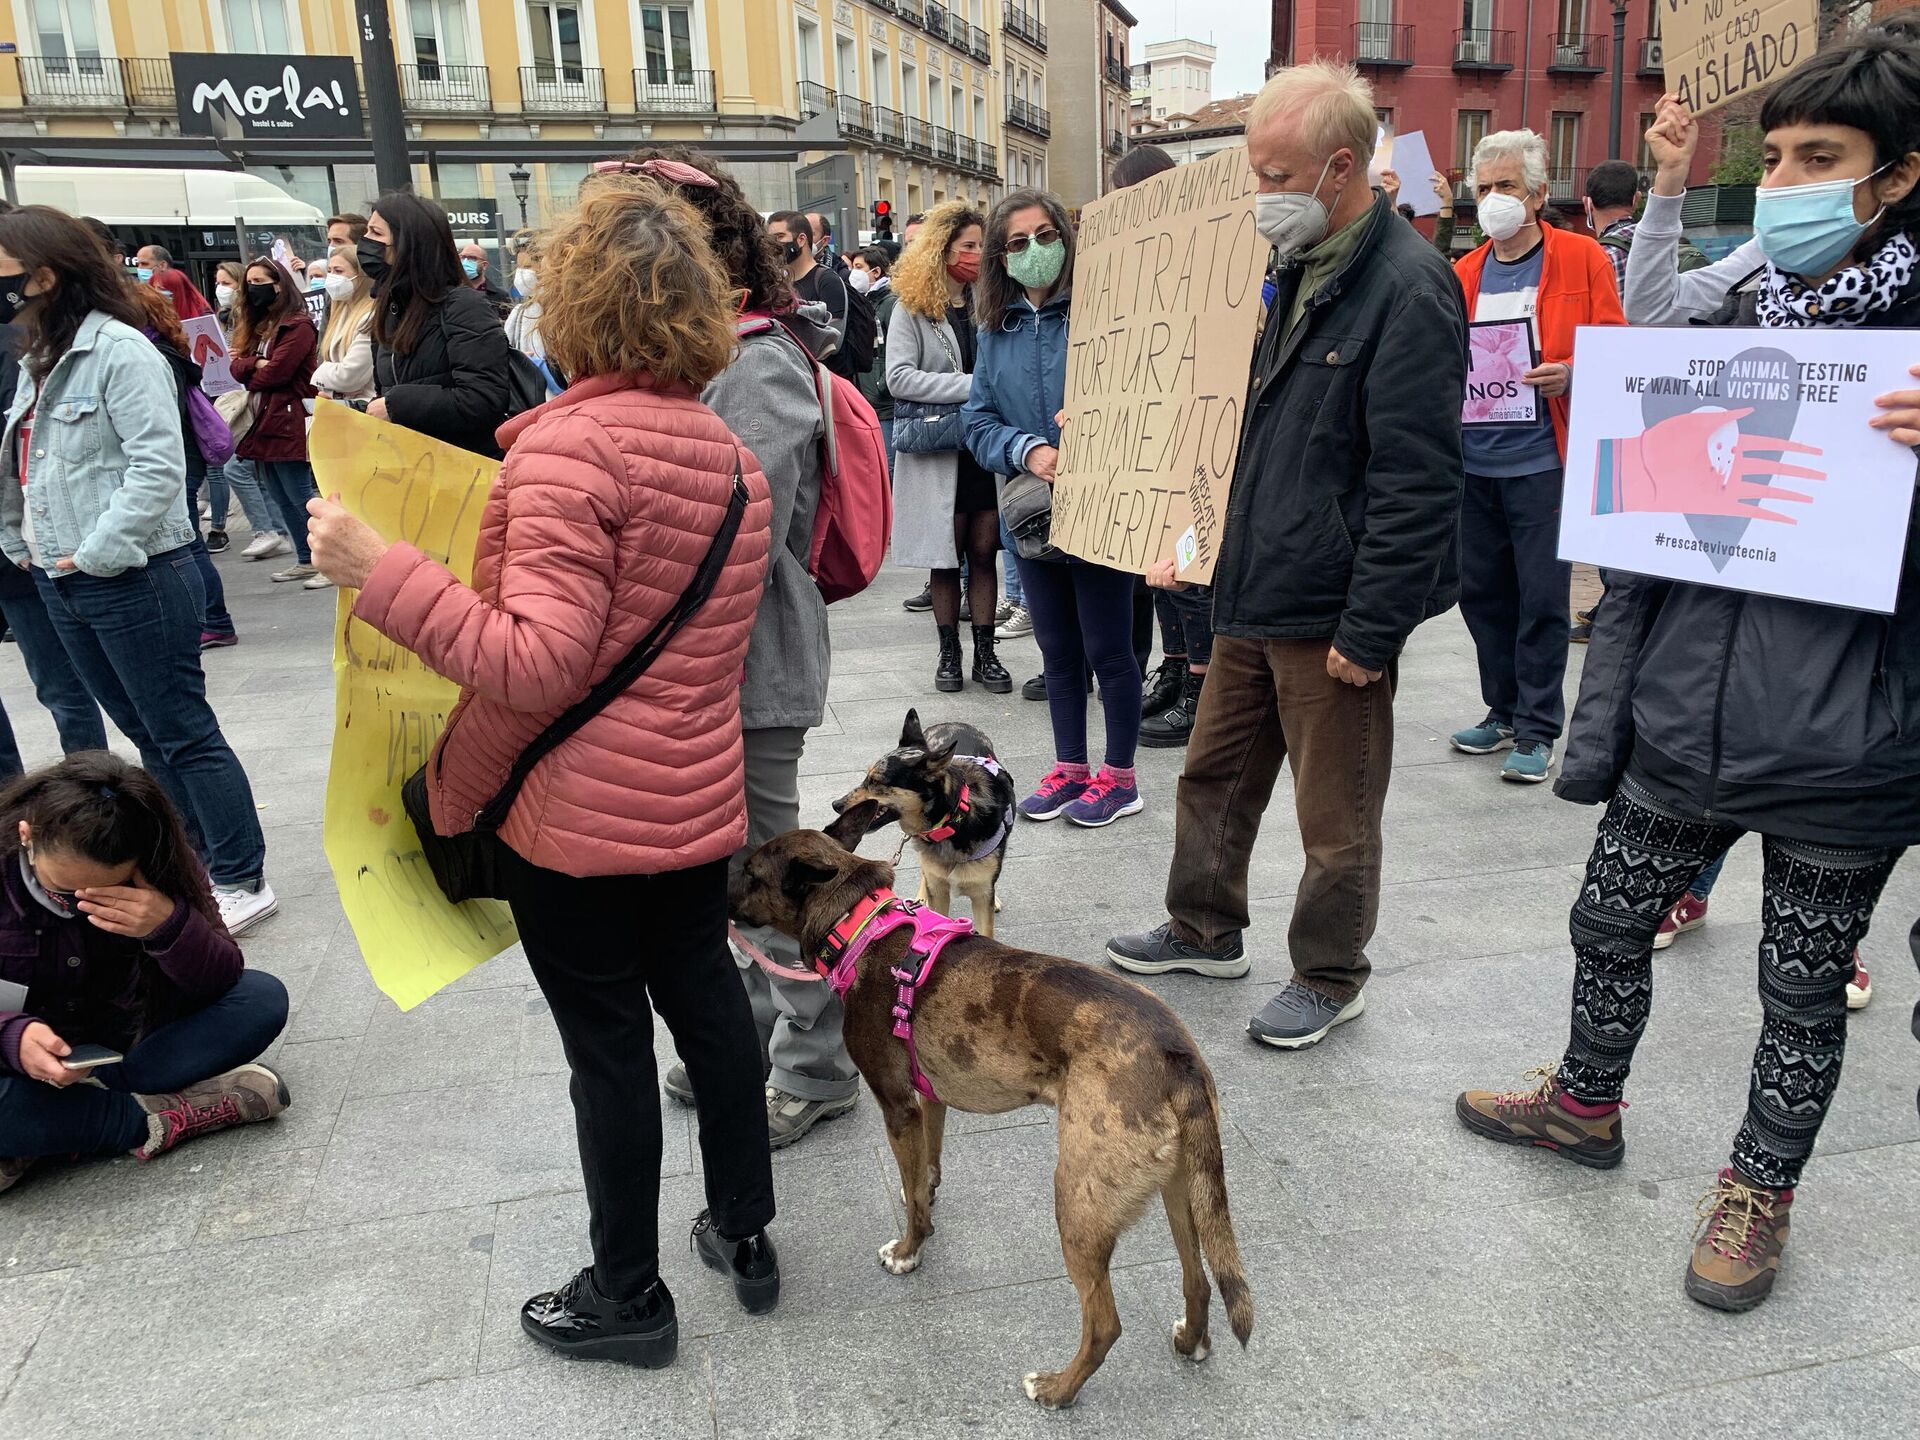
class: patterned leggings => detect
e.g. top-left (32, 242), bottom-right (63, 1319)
top-left (1556, 776), bottom-right (1901, 1189)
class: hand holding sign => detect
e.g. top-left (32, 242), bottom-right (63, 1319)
top-left (1596, 408), bottom-right (1826, 524)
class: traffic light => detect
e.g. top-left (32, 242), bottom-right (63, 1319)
top-left (871, 199), bottom-right (894, 238)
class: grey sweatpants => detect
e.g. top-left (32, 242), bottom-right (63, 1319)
top-left (732, 726), bottom-right (860, 1101)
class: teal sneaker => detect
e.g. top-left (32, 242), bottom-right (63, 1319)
top-left (1501, 740), bottom-right (1552, 783)
top-left (1450, 714), bottom-right (1516, 755)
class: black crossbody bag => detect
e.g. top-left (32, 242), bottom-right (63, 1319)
top-left (403, 456), bottom-right (749, 903)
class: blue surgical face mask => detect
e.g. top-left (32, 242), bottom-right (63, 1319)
top-left (461, 257), bottom-right (481, 280)
top-left (1752, 162), bottom-right (1891, 278)
top-left (308, 275), bottom-right (326, 290)
top-left (136, 266), bottom-right (153, 282)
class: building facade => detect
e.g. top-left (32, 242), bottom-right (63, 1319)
top-left (1045, 0), bottom-right (1131, 206)
top-left (1129, 93), bottom-right (1250, 164)
top-left (1132, 36), bottom-right (1213, 123)
top-left (1000, 0), bottom-right (1050, 195)
top-left (1271, 0), bottom-right (1717, 214)
top-left (0, 0), bottom-right (1005, 243)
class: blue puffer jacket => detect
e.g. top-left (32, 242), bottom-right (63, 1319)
top-left (963, 289), bottom-right (1070, 479)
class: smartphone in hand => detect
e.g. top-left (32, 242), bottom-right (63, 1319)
top-left (60, 1043), bottom-right (124, 1071)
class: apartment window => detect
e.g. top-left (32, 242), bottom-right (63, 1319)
top-left (639, 4), bottom-right (695, 85)
top-left (796, 18), bottom-right (821, 84)
top-left (973, 93), bottom-right (986, 138)
top-left (1034, 156), bottom-right (1044, 190)
top-left (952, 84), bottom-right (965, 133)
top-left (1635, 112), bottom-right (1657, 174)
top-left (410, 0), bottom-right (473, 72)
top-left (1031, 72), bottom-right (1043, 107)
top-left (836, 35), bottom-right (858, 95)
top-left (1646, 0), bottom-right (1660, 38)
top-left (526, 2), bottom-right (585, 82)
top-left (223, 0), bottom-right (293, 51)
top-left (1461, 0), bottom-right (1492, 32)
top-left (1456, 108), bottom-right (1490, 181)
top-left (1375, 106), bottom-right (1393, 127)
top-left (928, 76), bottom-right (941, 126)
top-left (1556, 0), bottom-right (1586, 33)
top-left (1549, 112), bottom-right (1580, 194)
top-left (31, 0), bottom-right (106, 68)
top-left (902, 61), bottom-right (919, 114)
top-left (871, 50), bottom-right (890, 107)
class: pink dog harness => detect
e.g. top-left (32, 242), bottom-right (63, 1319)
top-left (813, 888), bottom-right (973, 1103)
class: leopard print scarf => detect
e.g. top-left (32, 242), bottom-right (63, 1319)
top-left (1755, 230), bottom-right (1918, 328)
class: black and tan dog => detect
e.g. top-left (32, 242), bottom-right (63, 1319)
top-left (729, 800), bottom-right (1253, 1409)
top-left (832, 708), bottom-right (1016, 937)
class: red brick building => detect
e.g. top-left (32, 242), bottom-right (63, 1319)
top-left (1268, 0), bottom-right (1719, 215)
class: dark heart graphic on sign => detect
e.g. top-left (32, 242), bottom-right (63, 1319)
top-left (1639, 345), bottom-right (1801, 570)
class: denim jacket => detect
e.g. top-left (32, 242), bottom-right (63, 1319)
top-left (0, 310), bottom-right (194, 578)
top-left (963, 289), bottom-right (1070, 477)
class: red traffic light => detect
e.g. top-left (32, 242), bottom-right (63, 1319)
top-left (872, 200), bottom-right (893, 217)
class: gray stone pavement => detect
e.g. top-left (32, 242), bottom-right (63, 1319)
top-left (1, 543), bottom-right (1917, 1439)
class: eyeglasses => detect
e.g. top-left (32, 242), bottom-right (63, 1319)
top-left (1003, 227), bottom-right (1062, 255)
top-left (591, 157), bottom-right (720, 189)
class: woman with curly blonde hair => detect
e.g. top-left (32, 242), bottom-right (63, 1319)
top-left (305, 176), bottom-right (779, 1366)
top-left (886, 201), bottom-right (1011, 692)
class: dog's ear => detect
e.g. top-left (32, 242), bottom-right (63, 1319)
top-left (899, 707), bottom-right (926, 749)
top-left (925, 732), bottom-right (958, 767)
top-left (824, 798), bottom-right (887, 851)
top-left (780, 855), bottom-right (842, 903)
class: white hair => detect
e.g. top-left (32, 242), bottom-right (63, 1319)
top-left (1248, 58), bottom-right (1376, 169)
top-left (1471, 129), bottom-right (1549, 193)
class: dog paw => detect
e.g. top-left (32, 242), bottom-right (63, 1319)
top-left (878, 1240), bottom-right (921, 1275)
top-left (1022, 1371), bottom-right (1075, 1409)
top-left (1172, 1320), bottom-right (1211, 1363)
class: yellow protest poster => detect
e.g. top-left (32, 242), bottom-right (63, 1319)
top-left (1661, 0), bottom-right (1817, 118)
top-left (1052, 144), bottom-right (1264, 585)
top-left (309, 400), bottom-right (519, 1011)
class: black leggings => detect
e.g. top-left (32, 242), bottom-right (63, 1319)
top-left (931, 509), bottom-right (1000, 627)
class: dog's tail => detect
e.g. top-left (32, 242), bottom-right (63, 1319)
top-left (1171, 1054), bottom-right (1253, 1346)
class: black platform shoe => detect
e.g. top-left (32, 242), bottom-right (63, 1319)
top-left (971, 624), bottom-right (1013, 694)
top-left (692, 1210), bottom-right (781, 1314)
top-left (936, 623), bottom-right (964, 693)
top-left (520, 1267), bottom-right (678, 1367)
top-left (1141, 655), bottom-right (1188, 717)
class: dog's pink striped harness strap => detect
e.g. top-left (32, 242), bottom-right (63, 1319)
top-left (816, 889), bottom-right (973, 1103)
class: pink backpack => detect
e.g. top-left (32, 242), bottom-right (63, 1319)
top-left (738, 314), bottom-right (892, 604)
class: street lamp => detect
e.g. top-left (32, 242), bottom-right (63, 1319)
top-left (509, 165), bottom-right (532, 227)
top-left (1608, 0), bottom-right (1630, 159)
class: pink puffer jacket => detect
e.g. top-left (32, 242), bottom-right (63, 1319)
top-left (353, 372), bottom-right (773, 877)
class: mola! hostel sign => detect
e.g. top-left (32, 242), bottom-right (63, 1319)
top-left (171, 53), bottom-right (363, 140)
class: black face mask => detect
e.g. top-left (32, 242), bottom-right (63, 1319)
top-left (356, 237), bottom-right (391, 286)
top-left (780, 241), bottom-right (803, 264)
top-left (245, 282), bottom-right (277, 313)
top-left (0, 271), bottom-right (30, 326)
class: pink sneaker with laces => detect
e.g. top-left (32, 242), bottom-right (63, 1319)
top-left (1018, 765), bottom-right (1092, 822)
top-left (1064, 769), bottom-right (1144, 829)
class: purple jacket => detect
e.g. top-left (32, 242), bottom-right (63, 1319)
top-left (0, 855), bottom-right (243, 1074)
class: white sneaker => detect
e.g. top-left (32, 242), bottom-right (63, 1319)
top-left (995, 604), bottom-right (1033, 640)
top-left (303, 571), bottom-right (335, 590)
top-left (271, 564), bottom-right (319, 583)
top-left (242, 532), bottom-right (291, 561)
top-left (213, 881), bottom-right (278, 937)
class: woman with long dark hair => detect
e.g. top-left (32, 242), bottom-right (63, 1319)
top-left (0, 753), bottom-right (290, 1194)
top-left (359, 192), bottom-right (513, 457)
top-left (228, 257), bottom-right (326, 588)
top-left (1459, 19), bottom-right (1920, 1312)
top-left (964, 188), bottom-right (1144, 827)
top-left (208, 259), bottom-right (288, 561)
top-left (0, 206), bottom-right (275, 936)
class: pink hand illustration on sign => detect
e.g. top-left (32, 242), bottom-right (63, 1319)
top-left (1470, 325), bottom-right (1527, 385)
top-left (1592, 407), bottom-right (1826, 525)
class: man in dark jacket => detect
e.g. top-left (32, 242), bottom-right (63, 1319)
top-left (1107, 59), bottom-right (1466, 1050)
top-left (458, 243), bottom-right (513, 320)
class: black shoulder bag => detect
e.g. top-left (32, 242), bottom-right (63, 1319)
top-left (403, 456), bottom-right (750, 903)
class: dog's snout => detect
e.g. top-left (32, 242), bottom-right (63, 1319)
top-left (830, 795), bottom-right (847, 814)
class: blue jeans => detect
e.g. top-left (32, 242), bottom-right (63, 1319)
top-left (0, 561), bottom-right (107, 778)
top-left (880, 418), bottom-right (895, 482)
top-left (998, 509), bottom-right (1025, 608)
top-left (222, 458), bottom-right (287, 538)
top-left (202, 463), bottom-right (232, 531)
top-left (184, 467), bottom-right (235, 640)
top-left (0, 970), bottom-right (288, 1157)
top-left (1690, 850), bottom-right (1729, 901)
top-left (1016, 556), bottom-right (1141, 770)
top-left (34, 550), bottom-right (266, 887)
top-left (256, 459), bottom-right (318, 563)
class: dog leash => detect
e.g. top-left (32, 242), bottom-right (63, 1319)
top-left (730, 923), bottom-right (824, 983)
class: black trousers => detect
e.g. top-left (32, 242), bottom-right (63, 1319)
top-left (1458, 466), bottom-right (1572, 744)
top-left (500, 847), bottom-right (775, 1300)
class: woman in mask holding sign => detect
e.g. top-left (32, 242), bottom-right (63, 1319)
top-left (1457, 20), bottom-right (1920, 1315)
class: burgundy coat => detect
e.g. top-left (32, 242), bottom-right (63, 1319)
top-left (0, 856), bottom-right (244, 1074)
top-left (229, 316), bottom-right (316, 463)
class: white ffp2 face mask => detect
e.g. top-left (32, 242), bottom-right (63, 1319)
top-left (1255, 155), bottom-right (1338, 260)
top-left (848, 268), bottom-right (872, 295)
top-left (1477, 192), bottom-right (1531, 243)
top-left (323, 274), bottom-right (355, 302)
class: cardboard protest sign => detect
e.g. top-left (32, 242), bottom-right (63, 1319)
top-left (1661, 0), bottom-right (1817, 118)
top-left (1558, 324), bottom-right (1918, 613)
top-left (310, 400), bottom-right (518, 1010)
top-left (182, 314), bottom-right (239, 397)
top-left (1054, 145), bottom-right (1264, 584)
top-left (1463, 320), bottom-right (1540, 427)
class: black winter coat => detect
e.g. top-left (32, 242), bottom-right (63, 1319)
top-left (1558, 270), bottom-right (1920, 846)
top-left (373, 285), bottom-right (513, 458)
top-left (1210, 190), bottom-right (1468, 674)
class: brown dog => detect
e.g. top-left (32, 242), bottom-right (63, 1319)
top-left (729, 800), bottom-right (1253, 1409)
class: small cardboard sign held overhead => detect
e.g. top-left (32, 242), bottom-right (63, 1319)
top-left (1661, 0), bottom-right (1818, 118)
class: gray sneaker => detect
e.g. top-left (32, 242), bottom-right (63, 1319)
top-left (1248, 983), bottom-right (1365, 1049)
top-left (766, 1086), bottom-right (857, 1148)
top-left (662, 1062), bottom-right (695, 1106)
top-left (1106, 921), bottom-right (1250, 978)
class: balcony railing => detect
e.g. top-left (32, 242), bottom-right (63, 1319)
top-left (14, 54), bottom-right (174, 110)
top-left (1639, 35), bottom-right (1665, 74)
top-left (399, 62), bottom-right (492, 113)
top-left (945, 11), bottom-right (970, 49)
top-left (1547, 166), bottom-right (1589, 201)
top-left (1007, 96), bottom-right (1051, 138)
top-left (1352, 21), bottom-right (1415, 66)
top-left (797, 80), bottom-right (835, 119)
top-left (904, 114), bottom-right (932, 155)
top-left (634, 67), bottom-right (714, 114)
top-left (1547, 32), bottom-right (1605, 72)
top-left (976, 142), bottom-right (998, 176)
top-left (1105, 57), bottom-right (1130, 89)
top-left (970, 24), bottom-right (992, 61)
top-left (931, 126), bottom-right (958, 164)
top-left (896, 0), bottom-right (924, 21)
top-left (873, 105), bottom-right (906, 147)
top-left (926, 2), bottom-right (951, 39)
top-left (1107, 129), bottom-right (1126, 156)
top-left (1452, 28), bottom-right (1515, 70)
top-left (518, 64), bottom-right (606, 113)
top-left (1003, 2), bottom-right (1048, 52)
top-left (837, 92), bottom-right (874, 138)
top-left (955, 134), bottom-right (978, 169)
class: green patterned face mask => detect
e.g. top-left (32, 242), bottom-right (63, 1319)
top-left (1005, 237), bottom-right (1066, 290)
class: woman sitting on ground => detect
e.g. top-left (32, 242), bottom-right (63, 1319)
top-left (0, 753), bottom-right (290, 1195)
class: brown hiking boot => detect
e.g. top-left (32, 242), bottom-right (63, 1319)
top-left (0, 1154), bottom-right (36, 1194)
top-left (132, 1064), bottom-right (290, 1161)
top-left (1687, 1168), bottom-right (1792, 1312)
top-left (1454, 1065), bottom-right (1626, 1169)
